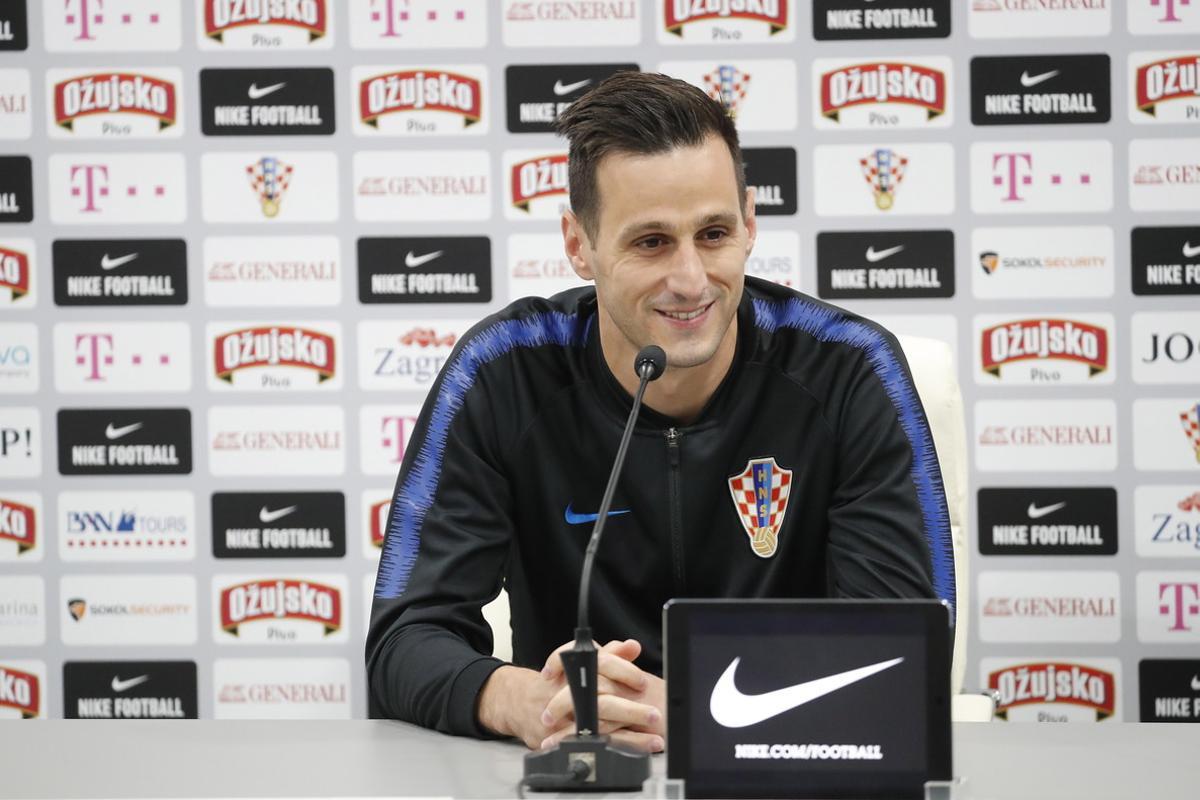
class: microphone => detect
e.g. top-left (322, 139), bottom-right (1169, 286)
top-left (522, 345), bottom-right (665, 793)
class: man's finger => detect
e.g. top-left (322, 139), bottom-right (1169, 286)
top-left (608, 729), bottom-right (665, 754)
top-left (597, 651), bottom-right (649, 691)
top-left (596, 694), bottom-right (661, 730)
top-left (541, 638), bottom-right (629, 681)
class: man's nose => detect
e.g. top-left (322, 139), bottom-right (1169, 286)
top-left (665, 242), bottom-right (707, 299)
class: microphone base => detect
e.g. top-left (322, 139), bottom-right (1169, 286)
top-left (523, 735), bottom-right (652, 793)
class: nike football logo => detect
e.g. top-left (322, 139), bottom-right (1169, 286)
top-left (100, 252), bottom-right (138, 270)
top-left (865, 245), bottom-right (904, 263)
top-left (1027, 501), bottom-right (1066, 520)
top-left (1020, 70), bottom-right (1060, 88)
top-left (554, 78), bottom-right (593, 96)
top-left (259, 505), bottom-right (297, 524)
top-left (111, 674), bottom-right (150, 693)
top-left (1192, 675), bottom-right (1200, 691)
top-left (1182, 241), bottom-right (1200, 258)
top-left (709, 657), bottom-right (904, 728)
top-left (105, 422), bottom-right (143, 440)
top-left (248, 82), bottom-right (286, 100)
top-left (405, 250), bottom-right (443, 268)
top-left (564, 504), bottom-right (631, 525)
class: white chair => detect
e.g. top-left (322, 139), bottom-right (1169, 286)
top-left (483, 334), bottom-right (990, 720)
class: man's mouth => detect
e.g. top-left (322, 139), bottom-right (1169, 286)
top-left (657, 302), bottom-right (713, 322)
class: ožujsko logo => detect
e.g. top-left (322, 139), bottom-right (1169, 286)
top-left (1136, 55), bottom-right (1200, 118)
top-left (213, 326), bottom-right (336, 383)
top-left (664, 0), bottom-right (788, 36)
top-left (703, 65), bottom-right (751, 117)
top-left (0, 245), bottom-right (29, 300)
top-left (359, 70), bottom-right (482, 128)
top-left (370, 499), bottom-right (391, 548)
top-left (245, 157), bottom-right (293, 217)
top-left (860, 148), bottom-right (908, 210)
top-left (981, 318), bottom-right (1109, 378)
top-left (53, 72), bottom-right (178, 131)
top-left (219, 578), bottom-right (342, 636)
top-left (988, 662), bottom-right (1115, 721)
top-left (203, 0), bottom-right (328, 42)
top-left (0, 665), bottom-right (40, 718)
top-left (0, 497), bottom-right (36, 554)
top-left (510, 154), bottom-right (568, 212)
top-left (727, 457), bottom-right (792, 558)
top-left (820, 62), bottom-right (946, 121)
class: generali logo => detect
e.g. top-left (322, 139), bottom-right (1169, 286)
top-left (1130, 139), bottom-right (1200, 212)
top-left (978, 571), bottom-right (1121, 643)
top-left (211, 325), bottom-right (338, 387)
top-left (0, 496), bottom-right (37, 555)
top-left (979, 317), bottom-right (1111, 382)
top-left (204, 236), bottom-right (340, 308)
top-left (817, 59), bottom-right (948, 127)
top-left (0, 664), bottom-right (40, 719)
top-left (208, 405), bottom-right (345, 477)
top-left (0, 243), bottom-right (30, 301)
top-left (509, 153), bottom-right (568, 214)
top-left (1134, 53), bottom-right (1200, 122)
top-left (357, 68), bottom-right (483, 132)
top-left (988, 662), bottom-right (1116, 721)
top-left (50, 69), bottom-right (180, 137)
top-left (201, 0), bottom-right (330, 45)
top-left (663, 0), bottom-right (790, 38)
top-left (218, 578), bottom-right (344, 641)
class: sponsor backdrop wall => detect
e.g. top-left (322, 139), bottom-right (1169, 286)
top-left (1, 0), bottom-right (1198, 724)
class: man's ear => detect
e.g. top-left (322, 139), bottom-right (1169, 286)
top-left (562, 210), bottom-right (596, 281)
top-left (743, 186), bottom-right (758, 258)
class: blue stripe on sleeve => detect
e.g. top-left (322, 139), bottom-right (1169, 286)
top-left (375, 312), bottom-right (587, 599)
top-left (752, 297), bottom-right (957, 616)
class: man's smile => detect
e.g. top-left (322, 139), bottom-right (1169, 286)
top-left (656, 301), bottom-right (714, 326)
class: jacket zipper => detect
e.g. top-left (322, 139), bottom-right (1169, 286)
top-left (666, 427), bottom-right (685, 595)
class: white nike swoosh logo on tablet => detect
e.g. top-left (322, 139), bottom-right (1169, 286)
top-left (111, 675), bottom-right (149, 693)
top-left (1020, 70), bottom-right (1060, 88)
top-left (1027, 501), bottom-right (1066, 519)
top-left (105, 422), bottom-right (143, 440)
top-left (100, 252), bottom-right (138, 270)
top-left (1183, 241), bottom-right (1200, 258)
top-left (554, 79), bottom-right (592, 96)
top-left (405, 250), bottom-right (443, 268)
top-left (865, 245), bottom-right (904, 262)
top-left (259, 505), bottom-right (297, 524)
top-left (709, 657), bottom-right (904, 728)
top-left (248, 82), bottom-right (286, 100)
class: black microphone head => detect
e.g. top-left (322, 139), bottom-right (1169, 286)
top-left (635, 345), bottom-right (667, 381)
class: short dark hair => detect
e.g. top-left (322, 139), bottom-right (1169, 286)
top-left (554, 71), bottom-right (746, 243)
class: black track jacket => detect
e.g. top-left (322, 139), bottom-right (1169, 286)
top-left (367, 276), bottom-right (956, 736)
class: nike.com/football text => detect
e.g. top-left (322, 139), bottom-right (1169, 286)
top-left (734, 743), bottom-right (884, 760)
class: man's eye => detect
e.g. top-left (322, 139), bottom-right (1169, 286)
top-left (638, 237), bottom-right (665, 249)
top-left (702, 229), bottom-right (728, 241)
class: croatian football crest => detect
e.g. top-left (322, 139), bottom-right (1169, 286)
top-left (728, 457), bottom-right (792, 558)
top-left (860, 148), bottom-right (908, 210)
top-left (1181, 403), bottom-right (1200, 463)
top-left (245, 156), bottom-right (293, 218)
top-left (703, 65), bottom-right (750, 117)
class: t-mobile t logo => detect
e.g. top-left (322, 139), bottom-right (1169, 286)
top-left (62, 0), bottom-right (163, 41)
top-left (369, 0), bottom-right (467, 37)
top-left (52, 154), bottom-right (185, 224)
top-left (992, 152), bottom-right (1092, 202)
top-left (380, 415), bottom-right (418, 463)
top-left (69, 164), bottom-right (166, 213)
top-left (74, 333), bottom-right (171, 381)
top-left (1151, 0), bottom-right (1191, 23)
top-left (972, 141), bottom-right (1111, 214)
top-left (1159, 582), bottom-right (1200, 631)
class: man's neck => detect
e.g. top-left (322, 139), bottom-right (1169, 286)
top-left (599, 315), bottom-right (739, 426)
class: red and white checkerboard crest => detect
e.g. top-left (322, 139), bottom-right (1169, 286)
top-left (1180, 403), bottom-right (1200, 463)
top-left (702, 65), bottom-right (751, 118)
top-left (728, 457), bottom-right (792, 558)
top-left (245, 156), bottom-right (294, 218)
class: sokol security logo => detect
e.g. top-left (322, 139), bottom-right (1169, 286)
top-left (970, 140), bottom-right (1112, 215)
top-left (0, 662), bottom-right (42, 719)
top-left (0, 1), bottom-right (28, 51)
top-left (57, 408), bottom-right (192, 476)
top-left (978, 487), bottom-right (1117, 556)
top-left (212, 492), bottom-right (346, 559)
top-left (812, 1), bottom-right (949, 40)
top-left (1139, 659), bottom-right (1200, 722)
top-left (973, 226), bottom-right (1114, 300)
top-left (983, 658), bottom-right (1119, 722)
top-left (214, 574), bottom-right (347, 644)
top-left (1132, 226), bottom-right (1200, 296)
top-left (349, 0), bottom-right (486, 50)
top-left (974, 314), bottom-right (1114, 385)
top-left (199, 0), bottom-right (332, 49)
top-left (48, 153), bottom-right (186, 225)
top-left (971, 54), bottom-right (1111, 126)
top-left (1131, 52), bottom-right (1200, 125)
top-left (53, 238), bottom-right (186, 306)
top-left (506, 63), bottom-right (638, 134)
top-left (64, 661), bottom-right (197, 719)
top-left (200, 68), bottom-right (334, 136)
top-left (207, 321), bottom-right (342, 392)
top-left (353, 65), bottom-right (486, 136)
top-left (817, 230), bottom-right (953, 299)
top-left (743, 147), bottom-right (796, 216)
top-left (0, 492), bottom-right (39, 561)
top-left (659, 0), bottom-right (793, 44)
top-left (54, 322), bottom-right (191, 394)
top-left (47, 68), bottom-right (182, 139)
top-left (0, 156), bottom-right (32, 223)
top-left (358, 236), bottom-right (491, 304)
top-left (1135, 485), bottom-right (1200, 558)
top-left (61, 573), bottom-right (198, 646)
top-left (44, 0), bottom-right (182, 52)
top-left (814, 56), bottom-right (952, 130)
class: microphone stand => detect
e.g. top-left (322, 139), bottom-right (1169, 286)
top-left (522, 347), bottom-right (664, 792)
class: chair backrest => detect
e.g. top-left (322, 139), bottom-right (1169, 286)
top-left (483, 334), bottom-right (970, 694)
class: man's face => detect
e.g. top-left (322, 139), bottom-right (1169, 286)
top-left (565, 134), bottom-right (756, 370)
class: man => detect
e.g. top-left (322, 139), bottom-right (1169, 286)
top-left (367, 73), bottom-right (954, 754)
